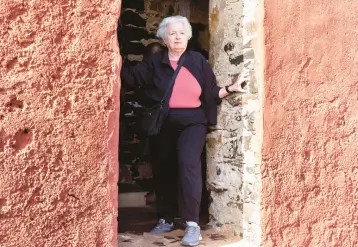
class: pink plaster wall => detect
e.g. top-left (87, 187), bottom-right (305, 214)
top-left (262, 0), bottom-right (358, 246)
top-left (0, 1), bottom-right (120, 246)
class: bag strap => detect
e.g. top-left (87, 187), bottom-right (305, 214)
top-left (161, 53), bottom-right (186, 105)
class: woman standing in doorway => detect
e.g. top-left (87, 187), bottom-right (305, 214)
top-left (120, 16), bottom-right (250, 246)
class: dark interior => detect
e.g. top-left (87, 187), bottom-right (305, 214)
top-left (117, 0), bottom-right (210, 233)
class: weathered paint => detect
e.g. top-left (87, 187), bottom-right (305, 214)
top-left (0, 1), bottom-right (120, 246)
top-left (262, 0), bottom-right (358, 246)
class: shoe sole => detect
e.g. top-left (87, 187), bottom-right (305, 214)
top-left (180, 236), bottom-right (202, 246)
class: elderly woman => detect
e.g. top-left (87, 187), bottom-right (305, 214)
top-left (121, 16), bottom-right (249, 246)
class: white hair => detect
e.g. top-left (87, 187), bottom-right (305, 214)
top-left (156, 16), bottom-right (192, 40)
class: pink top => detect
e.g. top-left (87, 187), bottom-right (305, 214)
top-left (169, 60), bottom-right (202, 108)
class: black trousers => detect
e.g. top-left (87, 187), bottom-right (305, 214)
top-left (150, 108), bottom-right (207, 224)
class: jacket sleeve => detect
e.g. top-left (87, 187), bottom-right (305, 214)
top-left (120, 57), bottom-right (153, 90)
top-left (201, 56), bottom-right (222, 104)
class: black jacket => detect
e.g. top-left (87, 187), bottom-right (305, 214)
top-left (120, 50), bottom-right (222, 125)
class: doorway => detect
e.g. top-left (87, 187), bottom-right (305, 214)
top-left (117, 0), bottom-right (211, 233)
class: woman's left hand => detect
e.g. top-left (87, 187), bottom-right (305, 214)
top-left (231, 69), bottom-right (250, 93)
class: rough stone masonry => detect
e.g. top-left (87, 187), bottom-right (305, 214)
top-left (0, 1), bottom-right (120, 246)
top-left (206, 0), bottom-right (263, 246)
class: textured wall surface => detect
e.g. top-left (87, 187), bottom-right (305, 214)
top-left (0, 1), bottom-right (120, 246)
top-left (207, 0), bottom-right (263, 244)
top-left (262, 0), bottom-right (358, 246)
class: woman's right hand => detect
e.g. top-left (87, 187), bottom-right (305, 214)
top-left (230, 68), bottom-right (250, 93)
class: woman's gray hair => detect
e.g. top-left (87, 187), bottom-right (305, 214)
top-left (156, 16), bottom-right (192, 40)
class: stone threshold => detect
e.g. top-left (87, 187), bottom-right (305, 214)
top-left (118, 228), bottom-right (244, 247)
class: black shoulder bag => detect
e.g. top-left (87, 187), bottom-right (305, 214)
top-left (140, 54), bottom-right (186, 136)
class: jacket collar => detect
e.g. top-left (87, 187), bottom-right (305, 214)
top-left (161, 48), bottom-right (187, 66)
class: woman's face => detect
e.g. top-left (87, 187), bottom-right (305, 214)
top-left (164, 22), bottom-right (188, 53)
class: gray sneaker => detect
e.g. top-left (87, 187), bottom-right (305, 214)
top-left (150, 219), bottom-right (174, 233)
top-left (180, 224), bottom-right (202, 246)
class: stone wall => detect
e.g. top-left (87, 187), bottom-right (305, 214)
top-left (0, 1), bottom-right (120, 246)
top-left (118, 0), bottom-right (210, 189)
top-left (262, 0), bottom-right (358, 246)
top-left (206, 0), bottom-right (263, 245)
